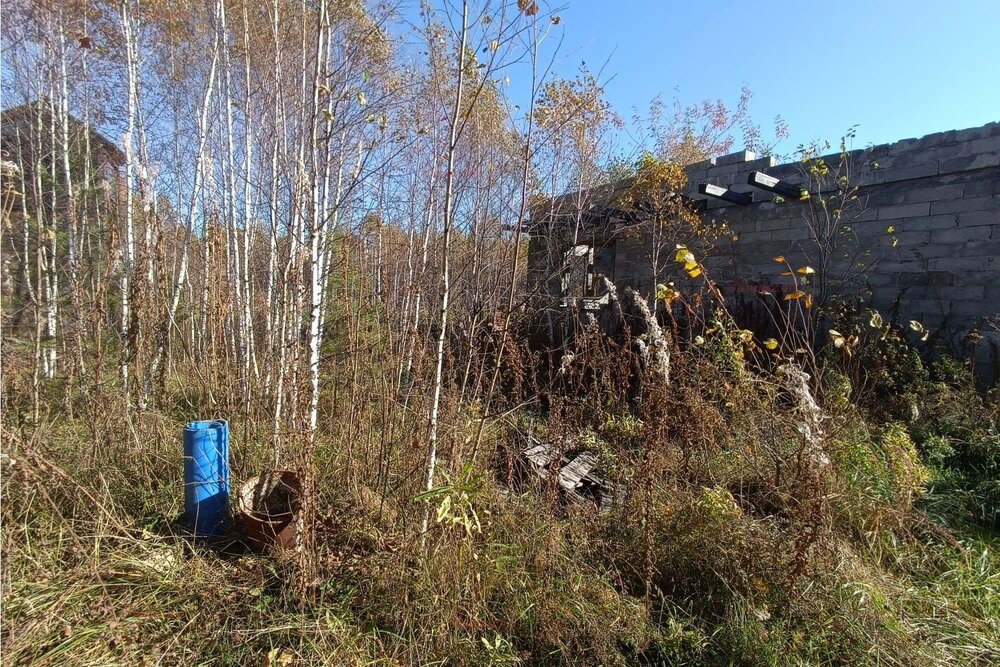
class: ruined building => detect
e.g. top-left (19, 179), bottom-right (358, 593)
top-left (527, 122), bottom-right (1000, 371)
top-left (1, 100), bottom-right (126, 333)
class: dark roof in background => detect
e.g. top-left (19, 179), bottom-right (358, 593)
top-left (1, 100), bottom-right (126, 167)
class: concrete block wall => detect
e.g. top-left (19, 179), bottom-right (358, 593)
top-left (685, 122), bottom-right (999, 346)
top-left (528, 122), bottom-right (1000, 369)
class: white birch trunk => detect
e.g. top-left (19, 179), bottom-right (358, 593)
top-left (119, 1), bottom-right (138, 394)
top-left (423, 0), bottom-right (469, 536)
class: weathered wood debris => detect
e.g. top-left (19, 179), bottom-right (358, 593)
top-left (513, 435), bottom-right (615, 513)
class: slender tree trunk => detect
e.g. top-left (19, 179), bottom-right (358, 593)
top-left (144, 7), bottom-right (222, 402)
top-left (423, 0), bottom-right (469, 538)
top-left (119, 0), bottom-right (138, 396)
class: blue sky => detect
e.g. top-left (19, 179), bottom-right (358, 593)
top-left (525, 0), bottom-right (1000, 157)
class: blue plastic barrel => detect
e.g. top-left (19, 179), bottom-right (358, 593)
top-left (183, 419), bottom-right (230, 537)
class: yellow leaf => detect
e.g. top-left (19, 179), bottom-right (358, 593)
top-left (773, 255), bottom-right (785, 263)
top-left (687, 266), bottom-right (702, 279)
top-left (764, 338), bottom-right (778, 350)
top-left (796, 266), bottom-right (815, 275)
top-left (657, 283), bottom-right (679, 303)
top-left (784, 291), bottom-right (806, 300)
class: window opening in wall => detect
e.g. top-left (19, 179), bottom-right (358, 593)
top-left (561, 244), bottom-right (592, 298)
top-left (592, 243), bottom-right (614, 292)
top-left (560, 241), bottom-right (615, 309)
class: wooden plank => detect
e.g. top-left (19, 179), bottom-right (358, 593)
top-left (559, 452), bottom-right (598, 490)
top-left (599, 490), bottom-right (614, 513)
top-left (698, 182), bottom-right (752, 205)
top-left (516, 439), bottom-right (615, 511)
top-left (747, 171), bottom-right (803, 199)
top-left (523, 443), bottom-right (557, 471)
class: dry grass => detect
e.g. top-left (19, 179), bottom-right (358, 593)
top-left (2, 330), bottom-right (999, 666)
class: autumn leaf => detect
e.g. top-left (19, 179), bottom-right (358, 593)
top-left (784, 291), bottom-right (807, 301)
top-left (675, 245), bottom-right (695, 266)
top-left (828, 330), bottom-right (857, 355)
top-left (763, 338), bottom-right (778, 350)
top-left (909, 320), bottom-right (930, 341)
top-left (796, 266), bottom-right (815, 275)
top-left (656, 283), bottom-right (679, 303)
top-left (773, 256), bottom-right (785, 263)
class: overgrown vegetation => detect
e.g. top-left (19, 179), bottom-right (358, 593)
top-left (4, 310), bottom-right (998, 665)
